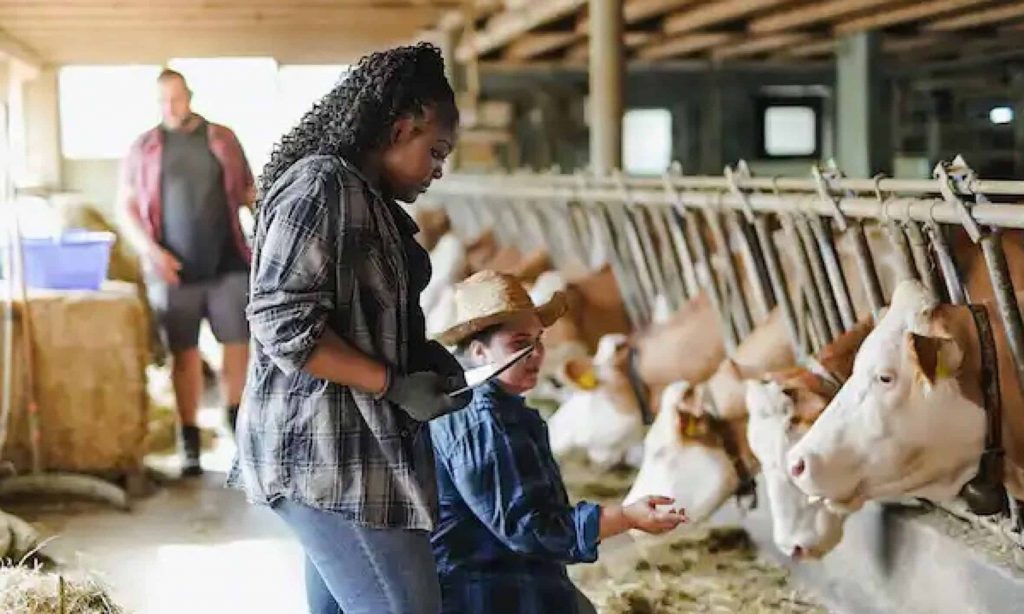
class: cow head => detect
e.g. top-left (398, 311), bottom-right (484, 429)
top-left (787, 281), bottom-right (986, 513)
top-left (545, 334), bottom-right (643, 469)
top-left (746, 373), bottom-right (845, 559)
top-left (625, 381), bottom-right (749, 524)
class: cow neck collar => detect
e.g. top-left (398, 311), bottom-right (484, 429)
top-left (625, 346), bottom-right (654, 425)
top-left (698, 384), bottom-right (758, 510)
top-left (960, 303), bottom-right (1006, 513)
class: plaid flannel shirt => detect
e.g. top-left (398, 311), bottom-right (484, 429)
top-left (227, 155), bottom-right (438, 531)
top-left (430, 382), bottom-right (601, 614)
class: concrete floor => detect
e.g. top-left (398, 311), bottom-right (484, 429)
top-left (5, 407), bottom-right (308, 614)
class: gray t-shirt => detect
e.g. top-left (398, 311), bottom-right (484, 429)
top-left (160, 121), bottom-right (243, 283)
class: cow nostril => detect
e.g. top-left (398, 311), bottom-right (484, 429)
top-left (791, 458), bottom-right (806, 478)
top-left (791, 545), bottom-right (804, 560)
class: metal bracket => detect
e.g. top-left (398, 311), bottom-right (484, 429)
top-left (935, 155), bottom-right (984, 244)
top-left (724, 163), bottom-right (756, 223)
top-left (811, 163), bottom-right (849, 231)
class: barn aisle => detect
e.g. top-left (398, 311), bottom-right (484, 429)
top-left (3, 404), bottom-right (306, 614)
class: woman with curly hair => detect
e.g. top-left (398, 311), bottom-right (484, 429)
top-left (227, 43), bottom-right (470, 614)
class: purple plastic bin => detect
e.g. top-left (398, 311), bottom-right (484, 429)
top-left (21, 230), bottom-right (115, 291)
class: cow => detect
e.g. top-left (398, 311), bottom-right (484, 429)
top-left (745, 319), bottom-right (874, 559)
top-left (413, 206), bottom-right (451, 252)
top-left (546, 334), bottom-right (645, 469)
top-left (632, 291), bottom-right (726, 387)
top-left (624, 380), bottom-right (757, 524)
top-left (421, 233), bottom-right (468, 319)
top-left (787, 280), bottom-right (1024, 515)
top-left (676, 308), bottom-right (796, 420)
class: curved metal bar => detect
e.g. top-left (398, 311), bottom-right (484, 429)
top-left (905, 219), bottom-right (941, 304)
top-left (782, 214), bottom-right (831, 351)
top-left (679, 204), bottom-right (738, 354)
top-left (704, 202), bottom-right (753, 339)
top-left (754, 215), bottom-right (804, 359)
top-left (926, 216), bottom-right (967, 305)
top-left (794, 214), bottom-right (841, 342)
top-left (647, 204), bottom-right (688, 308)
top-left (808, 215), bottom-right (856, 332)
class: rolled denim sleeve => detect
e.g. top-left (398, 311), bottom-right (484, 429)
top-left (247, 171), bottom-right (338, 374)
top-left (445, 420), bottom-right (601, 564)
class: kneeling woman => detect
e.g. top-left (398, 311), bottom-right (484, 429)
top-left (429, 271), bottom-right (686, 614)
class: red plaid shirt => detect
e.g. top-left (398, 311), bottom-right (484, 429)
top-left (121, 116), bottom-right (254, 263)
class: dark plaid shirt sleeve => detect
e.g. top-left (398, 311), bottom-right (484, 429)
top-left (441, 403), bottom-right (601, 564)
top-left (246, 167), bottom-right (336, 375)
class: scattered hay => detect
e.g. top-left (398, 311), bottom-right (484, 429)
top-left (572, 527), bottom-right (827, 614)
top-left (0, 565), bottom-right (126, 614)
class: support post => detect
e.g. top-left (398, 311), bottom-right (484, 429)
top-left (588, 0), bottom-right (624, 176)
top-left (836, 32), bottom-right (889, 177)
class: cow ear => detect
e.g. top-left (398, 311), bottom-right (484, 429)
top-left (561, 357), bottom-right (599, 391)
top-left (909, 333), bottom-right (963, 385)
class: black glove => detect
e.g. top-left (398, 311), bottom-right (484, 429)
top-left (423, 340), bottom-right (467, 390)
top-left (384, 370), bottom-right (472, 422)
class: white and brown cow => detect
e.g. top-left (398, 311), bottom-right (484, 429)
top-left (787, 280), bottom-right (1024, 514)
top-left (624, 380), bottom-right (758, 524)
top-left (745, 319), bottom-right (873, 559)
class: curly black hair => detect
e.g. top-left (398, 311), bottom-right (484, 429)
top-left (258, 42), bottom-right (458, 208)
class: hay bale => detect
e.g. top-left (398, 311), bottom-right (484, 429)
top-left (0, 565), bottom-right (126, 614)
top-left (2, 285), bottom-right (148, 476)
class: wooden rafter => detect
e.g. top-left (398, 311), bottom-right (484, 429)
top-left (663, 0), bottom-right (792, 35)
top-left (636, 32), bottom-right (735, 60)
top-left (834, 0), bottom-right (989, 35)
top-left (925, 1), bottom-right (1024, 31)
top-left (576, 0), bottom-right (701, 33)
top-left (711, 31), bottom-right (812, 60)
top-left (748, 0), bottom-right (891, 34)
top-left (503, 31), bottom-right (582, 60)
top-left (455, 0), bottom-right (585, 61)
top-left (775, 38), bottom-right (836, 58)
top-left (0, 26), bottom-right (43, 68)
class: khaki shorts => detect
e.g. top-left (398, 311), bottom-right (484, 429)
top-left (148, 271), bottom-right (250, 353)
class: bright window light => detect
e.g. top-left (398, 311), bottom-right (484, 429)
top-left (277, 65), bottom-right (348, 135)
top-left (764, 106), bottom-right (817, 157)
top-left (990, 106), bottom-right (1014, 125)
top-left (58, 65), bottom-right (162, 159)
top-left (623, 108), bottom-right (672, 175)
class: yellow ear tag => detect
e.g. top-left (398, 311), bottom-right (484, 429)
top-left (684, 416), bottom-right (699, 438)
top-left (576, 370), bottom-right (598, 390)
top-left (935, 354), bottom-right (949, 380)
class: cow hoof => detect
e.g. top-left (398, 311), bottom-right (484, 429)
top-left (960, 479), bottom-right (1008, 516)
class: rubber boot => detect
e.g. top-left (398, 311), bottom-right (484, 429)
top-left (180, 425), bottom-right (203, 478)
top-left (226, 404), bottom-right (240, 435)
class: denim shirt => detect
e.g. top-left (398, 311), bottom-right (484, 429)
top-left (429, 381), bottom-right (601, 613)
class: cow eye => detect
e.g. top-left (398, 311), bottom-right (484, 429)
top-left (877, 372), bottom-right (895, 385)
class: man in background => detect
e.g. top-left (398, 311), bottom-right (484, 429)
top-left (119, 68), bottom-right (254, 477)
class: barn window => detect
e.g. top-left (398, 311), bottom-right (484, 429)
top-left (59, 61), bottom-right (347, 169)
top-left (58, 65), bottom-right (162, 160)
top-left (623, 108), bottom-right (672, 175)
top-left (757, 97), bottom-right (822, 159)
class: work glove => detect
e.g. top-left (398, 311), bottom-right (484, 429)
top-left (384, 369), bottom-right (472, 423)
top-left (423, 340), bottom-right (467, 389)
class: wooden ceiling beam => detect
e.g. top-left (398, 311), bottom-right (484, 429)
top-left (636, 32), bottom-right (735, 60)
top-left (748, 0), bottom-right (890, 34)
top-left (503, 31), bottom-right (582, 60)
top-left (775, 38), bottom-right (835, 58)
top-left (712, 32), bottom-right (813, 61)
top-left (575, 0), bottom-right (701, 33)
top-left (662, 0), bottom-right (792, 35)
top-left (834, 0), bottom-right (989, 35)
top-left (0, 26), bottom-right (43, 69)
top-left (924, 1), bottom-right (1024, 31)
top-left (455, 0), bottom-right (585, 61)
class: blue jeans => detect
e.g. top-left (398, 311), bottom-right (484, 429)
top-left (273, 498), bottom-right (441, 614)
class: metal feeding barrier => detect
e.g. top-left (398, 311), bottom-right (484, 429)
top-left (423, 155), bottom-right (1024, 551)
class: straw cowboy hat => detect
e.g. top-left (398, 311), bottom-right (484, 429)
top-left (435, 270), bottom-right (568, 347)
